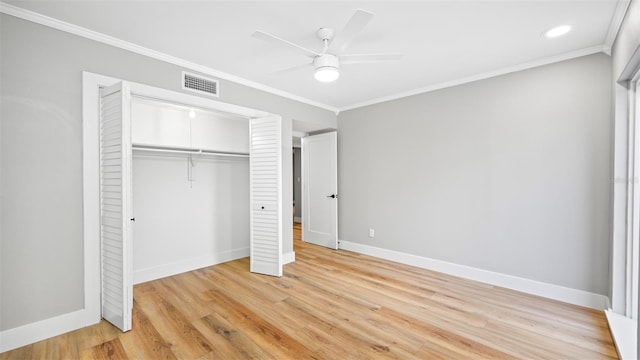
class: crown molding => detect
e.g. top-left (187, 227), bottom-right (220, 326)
top-left (339, 45), bottom-right (607, 112)
top-left (603, 0), bottom-right (631, 55)
top-left (0, 2), bottom-right (339, 114)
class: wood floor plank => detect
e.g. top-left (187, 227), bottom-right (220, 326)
top-left (74, 320), bottom-right (121, 352)
top-left (273, 273), bottom-right (425, 358)
top-left (0, 223), bottom-right (618, 359)
top-left (193, 312), bottom-right (277, 360)
top-left (205, 289), bottom-right (320, 359)
top-left (0, 345), bottom-right (32, 360)
top-left (88, 338), bottom-right (127, 360)
top-left (28, 331), bottom-right (79, 360)
top-left (153, 276), bottom-right (213, 322)
top-left (133, 283), bottom-right (212, 359)
top-left (283, 290), bottom-right (413, 359)
top-left (118, 300), bottom-right (176, 360)
top-left (275, 299), bottom-right (376, 359)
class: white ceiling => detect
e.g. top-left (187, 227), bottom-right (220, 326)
top-left (4, 1), bottom-right (626, 112)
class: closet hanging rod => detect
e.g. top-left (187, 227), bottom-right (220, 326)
top-left (132, 145), bottom-right (249, 158)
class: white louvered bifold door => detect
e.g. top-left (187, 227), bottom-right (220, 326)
top-left (250, 116), bottom-right (283, 277)
top-left (99, 81), bottom-right (133, 332)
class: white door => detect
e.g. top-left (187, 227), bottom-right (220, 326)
top-left (302, 132), bottom-right (338, 249)
top-left (249, 116), bottom-right (283, 276)
top-left (99, 81), bottom-right (133, 331)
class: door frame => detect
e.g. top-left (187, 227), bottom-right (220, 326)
top-left (301, 131), bottom-right (338, 249)
top-left (82, 71), bottom-right (278, 323)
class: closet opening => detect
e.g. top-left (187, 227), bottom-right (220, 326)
top-left (83, 72), bottom-right (288, 332)
top-left (129, 97), bottom-right (251, 285)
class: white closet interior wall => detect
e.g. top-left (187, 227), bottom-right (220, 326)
top-left (131, 98), bottom-right (250, 284)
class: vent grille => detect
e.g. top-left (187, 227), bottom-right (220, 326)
top-left (182, 71), bottom-right (219, 97)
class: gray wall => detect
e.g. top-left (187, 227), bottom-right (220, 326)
top-left (338, 53), bottom-right (612, 295)
top-left (132, 155), bottom-right (249, 282)
top-left (293, 148), bottom-right (302, 220)
top-left (0, 14), bottom-right (335, 331)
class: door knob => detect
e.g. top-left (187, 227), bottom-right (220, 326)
top-left (326, 194), bottom-right (337, 199)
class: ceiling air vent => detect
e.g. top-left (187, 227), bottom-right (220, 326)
top-left (182, 71), bottom-right (219, 97)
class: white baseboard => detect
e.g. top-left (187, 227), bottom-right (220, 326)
top-left (293, 217), bottom-right (302, 223)
top-left (283, 251), bottom-right (296, 264)
top-left (0, 309), bottom-right (97, 353)
top-left (133, 247), bottom-right (249, 284)
top-left (605, 310), bottom-right (637, 360)
top-left (339, 240), bottom-right (609, 310)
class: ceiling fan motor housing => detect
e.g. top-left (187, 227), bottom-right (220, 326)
top-left (314, 53), bottom-right (340, 71)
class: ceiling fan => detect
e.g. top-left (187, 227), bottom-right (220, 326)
top-left (252, 9), bottom-right (404, 83)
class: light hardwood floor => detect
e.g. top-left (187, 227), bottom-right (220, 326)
top-left (2, 223), bottom-right (618, 359)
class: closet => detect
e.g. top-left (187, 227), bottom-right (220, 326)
top-left (95, 79), bottom-right (283, 332)
top-left (130, 97), bottom-right (251, 284)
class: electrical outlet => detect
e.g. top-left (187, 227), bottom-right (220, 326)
top-left (368, 228), bottom-right (375, 238)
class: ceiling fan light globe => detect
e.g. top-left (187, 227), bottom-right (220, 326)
top-left (315, 67), bottom-right (340, 82)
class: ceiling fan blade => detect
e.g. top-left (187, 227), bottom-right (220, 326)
top-left (329, 9), bottom-right (375, 52)
top-left (272, 62), bottom-right (313, 75)
top-left (340, 53), bottom-right (404, 64)
top-left (252, 31), bottom-right (320, 58)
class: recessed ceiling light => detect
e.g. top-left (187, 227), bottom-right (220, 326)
top-left (545, 25), bottom-right (571, 38)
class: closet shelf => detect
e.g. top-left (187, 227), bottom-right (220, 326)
top-left (132, 144), bottom-right (249, 158)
